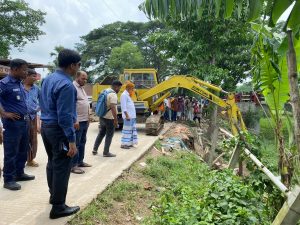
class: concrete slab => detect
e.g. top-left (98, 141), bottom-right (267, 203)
top-left (0, 123), bottom-right (169, 225)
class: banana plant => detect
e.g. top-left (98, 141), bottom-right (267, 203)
top-left (251, 22), bottom-right (292, 186)
top-left (140, 0), bottom-right (300, 31)
top-left (140, 0), bottom-right (300, 187)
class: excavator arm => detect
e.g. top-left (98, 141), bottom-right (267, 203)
top-left (138, 75), bottom-right (246, 135)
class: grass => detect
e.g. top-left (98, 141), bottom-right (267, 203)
top-left (259, 116), bottom-right (292, 171)
top-left (68, 168), bottom-right (151, 225)
top-left (67, 119), bottom-right (286, 225)
top-left (69, 150), bottom-right (274, 225)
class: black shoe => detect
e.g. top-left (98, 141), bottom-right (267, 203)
top-left (50, 205), bottom-right (80, 219)
top-left (15, 173), bottom-right (35, 181)
top-left (103, 152), bottom-right (116, 157)
top-left (4, 181), bottom-right (21, 191)
top-left (92, 149), bottom-right (98, 155)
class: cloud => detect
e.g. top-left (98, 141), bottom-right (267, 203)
top-left (10, 0), bottom-right (148, 76)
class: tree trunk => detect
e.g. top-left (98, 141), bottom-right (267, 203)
top-left (287, 30), bottom-right (300, 154)
top-left (276, 120), bottom-right (292, 188)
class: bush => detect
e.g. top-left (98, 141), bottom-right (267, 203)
top-left (143, 153), bottom-right (271, 225)
top-left (260, 117), bottom-right (290, 141)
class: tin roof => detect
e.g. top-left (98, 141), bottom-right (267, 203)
top-left (0, 59), bottom-right (52, 69)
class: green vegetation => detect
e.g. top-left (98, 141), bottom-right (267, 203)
top-left (148, 16), bottom-right (253, 90)
top-left (144, 153), bottom-right (271, 225)
top-left (259, 116), bottom-right (293, 172)
top-left (108, 41), bottom-right (144, 74)
top-left (140, 0), bottom-right (300, 188)
top-left (0, 0), bottom-right (46, 58)
top-left (77, 21), bottom-right (169, 81)
top-left (69, 175), bottom-right (148, 225)
top-left (69, 150), bottom-right (280, 225)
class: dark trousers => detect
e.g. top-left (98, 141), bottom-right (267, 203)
top-left (72, 121), bottom-right (88, 167)
top-left (171, 110), bottom-right (177, 122)
top-left (164, 108), bottom-right (170, 121)
top-left (2, 119), bottom-right (29, 183)
top-left (93, 118), bottom-right (115, 154)
top-left (41, 124), bottom-right (72, 206)
top-left (193, 115), bottom-right (201, 123)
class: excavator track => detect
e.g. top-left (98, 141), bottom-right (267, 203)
top-left (145, 114), bottom-right (164, 135)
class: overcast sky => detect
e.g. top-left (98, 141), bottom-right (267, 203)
top-left (10, 0), bottom-right (149, 75)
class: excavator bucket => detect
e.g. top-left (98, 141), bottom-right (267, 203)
top-left (145, 114), bottom-right (164, 135)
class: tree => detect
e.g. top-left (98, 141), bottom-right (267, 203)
top-left (0, 0), bottom-right (46, 58)
top-left (49, 45), bottom-right (64, 72)
top-left (139, 0), bottom-right (300, 187)
top-left (140, 0), bottom-right (299, 29)
top-left (148, 16), bottom-right (252, 90)
top-left (107, 42), bottom-right (144, 74)
top-left (77, 21), bottom-right (169, 81)
top-left (140, 0), bottom-right (300, 154)
top-left (140, 0), bottom-right (300, 187)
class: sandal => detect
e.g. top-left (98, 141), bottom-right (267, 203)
top-left (92, 150), bottom-right (98, 155)
top-left (78, 162), bottom-right (92, 167)
top-left (71, 167), bottom-right (85, 174)
top-left (27, 160), bottom-right (39, 167)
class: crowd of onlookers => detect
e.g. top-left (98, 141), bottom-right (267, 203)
top-left (163, 95), bottom-right (209, 124)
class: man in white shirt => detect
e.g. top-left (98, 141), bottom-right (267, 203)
top-left (120, 82), bottom-right (137, 149)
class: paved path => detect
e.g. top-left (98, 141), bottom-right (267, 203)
top-left (0, 123), bottom-right (167, 225)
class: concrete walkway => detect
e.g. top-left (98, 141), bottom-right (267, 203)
top-left (0, 123), bottom-right (167, 225)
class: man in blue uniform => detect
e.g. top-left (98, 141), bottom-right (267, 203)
top-left (40, 49), bottom-right (81, 219)
top-left (0, 59), bottom-right (35, 191)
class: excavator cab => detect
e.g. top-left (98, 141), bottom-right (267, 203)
top-left (121, 68), bottom-right (158, 89)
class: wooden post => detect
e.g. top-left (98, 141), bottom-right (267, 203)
top-left (228, 142), bottom-right (240, 169)
top-left (272, 186), bottom-right (300, 225)
top-left (208, 104), bottom-right (218, 166)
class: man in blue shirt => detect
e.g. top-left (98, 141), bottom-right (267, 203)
top-left (0, 59), bottom-right (35, 191)
top-left (40, 49), bottom-right (80, 219)
top-left (23, 69), bottom-right (41, 167)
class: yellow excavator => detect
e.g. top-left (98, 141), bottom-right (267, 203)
top-left (92, 68), bottom-right (246, 135)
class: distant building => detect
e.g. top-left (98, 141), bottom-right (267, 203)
top-left (0, 59), bottom-right (50, 79)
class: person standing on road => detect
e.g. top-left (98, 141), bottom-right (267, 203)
top-left (120, 82), bottom-right (137, 149)
top-left (92, 80), bottom-right (122, 157)
top-left (23, 69), bottom-right (41, 167)
top-left (0, 117), bottom-right (2, 177)
top-left (163, 97), bottom-right (171, 121)
top-left (71, 71), bottom-right (92, 174)
top-left (193, 99), bottom-right (202, 124)
top-left (40, 49), bottom-right (81, 219)
top-left (177, 96), bottom-right (185, 121)
top-left (186, 97), bottom-right (194, 121)
top-left (0, 59), bottom-right (35, 191)
top-left (171, 96), bottom-right (178, 122)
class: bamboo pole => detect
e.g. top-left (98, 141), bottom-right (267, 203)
top-left (220, 128), bottom-right (289, 195)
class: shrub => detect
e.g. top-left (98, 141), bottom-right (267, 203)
top-left (143, 153), bottom-right (271, 225)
